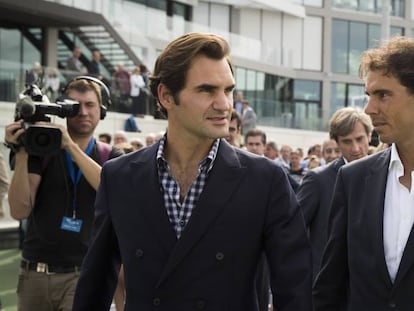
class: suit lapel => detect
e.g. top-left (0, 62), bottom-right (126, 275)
top-left (394, 171), bottom-right (414, 287)
top-left (333, 157), bottom-right (345, 173)
top-left (130, 145), bottom-right (177, 254)
top-left (395, 227), bottom-right (414, 287)
top-left (157, 141), bottom-right (247, 286)
top-left (365, 150), bottom-right (392, 288)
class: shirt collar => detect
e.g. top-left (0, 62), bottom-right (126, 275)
top-left (156, 136), bottom-right (220, 173)
top-left (389, 143), bottom-right (401, 167)
top-left (389, 143), bottom-right (404, 176)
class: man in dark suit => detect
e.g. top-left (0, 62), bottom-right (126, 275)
top-left (73, 32), bottom-right (312, 311)
top-left (297, 106), bottom-right (373, 280)
top-left (314, 36), bottom-right (414, 310)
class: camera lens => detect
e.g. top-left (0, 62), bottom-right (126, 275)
top-left (35, 132), bottom-right (51, 146)
top-left (24, 126), bottom-right (62, 156)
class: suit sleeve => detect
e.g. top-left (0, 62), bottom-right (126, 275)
top-left (73, 165), bottom-right (121, 311)
top-left (313, 168), bottom-right (348, 311)
top-left (265, 167), bottom-right (313, 311)
top-left (297, 170), bottom-right (320, 227)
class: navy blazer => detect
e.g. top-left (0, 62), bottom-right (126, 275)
top-left (297, 157), bottom-right (345, 280)
top-left (73, 140), bottom-right (312, 311)
top-left (314, 148), bottom-right (414, 311)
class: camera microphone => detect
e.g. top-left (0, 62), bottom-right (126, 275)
top-left (16, 95), bottom-right (36, 119)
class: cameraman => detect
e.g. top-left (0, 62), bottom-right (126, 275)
top-left (4, 77), bottom-right (123, 311)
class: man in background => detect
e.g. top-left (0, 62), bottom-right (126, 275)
top-left (5, 77), bottom-right (122, 310)
top-left (297, 106), bottom-right (372, 280)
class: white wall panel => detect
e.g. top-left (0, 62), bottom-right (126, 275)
top-left (239, 9), bottom-right (261, 40)
top-left (210, 3), bottom-right (230, 32)
top-left (303, 16), bottom-right (322, 71)
top-left (193, 2), bottom-right (209, 26)
top-left (262, 10), bottom-right (282, 66)
top-left (282, 15), bottom-right (302, 68)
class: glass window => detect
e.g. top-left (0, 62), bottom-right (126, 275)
top-left (333, 0), bottom-right (405, 17)
top-left (332, 19), bottom-right (401, 74)
top-left (333, 0), bottom-right (358, 10)
top-left (235, 67), bottom-right (246, 91)
top-left (347, 84), bottom-right (366, 108)
top-left (332, 19), bottom-right (349, 74)
top-left (246, 69), bottom-right (256, 91)
top-left (368, 24), bottom-right (381, 48)
top-left (128, 0), bottom-right (167, 10)
top-left (0, 28), bottom-right (22, 101)
top-left (390, 26), bottom-right (403, 36)
top-left (291, 0), bottom-right (323, 7)
top-left (391, 0), bottom-right (404, 18)
top-left (360, 0), bottom-right (376, 13)
top-left (23, 29), bottom-right (41, 69)
top-left (147, 0), bottom-right (167, 10)
top-left (349, 22), bottom-right (368, 75)
top-left (330, 82), bottom-right (346, 113)
top-left (330, 82), bottom-right (365, 114)
top-left (0, 29), bottom-right (20, 65)
top-left (294, 80), bottom-right (321, 101)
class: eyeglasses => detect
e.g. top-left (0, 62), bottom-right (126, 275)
top-left (229, 127), bottom-right (237, 132)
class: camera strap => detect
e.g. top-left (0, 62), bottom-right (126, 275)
top-left (65, 137), bottom-right (95, 219)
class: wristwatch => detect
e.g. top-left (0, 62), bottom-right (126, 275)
top-left (4, 141), bottom-right (22, 153)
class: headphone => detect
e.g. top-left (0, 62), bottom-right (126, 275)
top-left (62, 75), bottom-right (111, 120)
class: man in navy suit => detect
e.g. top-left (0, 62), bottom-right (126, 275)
top-left (297, 106), bottom-right (372, 280)
top-left (314, 36), bottom-right (414, 310)
top-left (73, 32), bottom-right (312, 311)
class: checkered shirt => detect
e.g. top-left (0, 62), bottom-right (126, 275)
top-left (156, 137), bottom-right (219, 239)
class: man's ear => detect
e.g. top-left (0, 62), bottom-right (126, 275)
top-left (158, 83), bottom-right (174, 108)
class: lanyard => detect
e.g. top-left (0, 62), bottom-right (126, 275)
top-left (65, 138), bottom-right (95, 218)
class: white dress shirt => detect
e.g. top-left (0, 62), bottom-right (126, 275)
top-left (383, 143), bottom-right (414, 282)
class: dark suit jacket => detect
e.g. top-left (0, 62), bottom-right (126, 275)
top-left (73, 140), bottom-right (312, 311)
top-left (297, 157), bottom-right (345, 280)
top-left (314, 148), bottom-right (414, 311)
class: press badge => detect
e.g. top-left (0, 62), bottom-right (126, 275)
top-left (61, 216), bottom-right (83, 233)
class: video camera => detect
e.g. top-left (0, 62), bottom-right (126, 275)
top-left (14, 77), bottom-right (80, 156)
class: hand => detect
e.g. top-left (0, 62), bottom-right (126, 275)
top-left (31, 122), bottom-right (73, 151)
top-left (47, 122), bottom-right (73, 150)
top-left (4, 120), bottom-right (25, 145)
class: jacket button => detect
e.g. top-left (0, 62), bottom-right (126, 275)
top-left (389, 302), bottom-right (396, 308)
top-left (135, 249), bottom-right (144, 258)
top-left (153, 297), bottom-right (161, 306)
top-left (215, 252), bottom-right (224, 261)
top-left (195, 299), bottom-right (206, 309)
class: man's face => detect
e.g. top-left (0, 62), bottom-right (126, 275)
top-left (337, 121), bottom-right (370, 162)
top-left (163, 55), bottom-right (235, 142)
top-left (93, 51), bottom-right (101, 61)
top-left (290, 152), bottom-right (302, 167)
top-left (74, 48), bottom-right (81, 58)
top-left (313, 145), bottom-right (322, 158)
top-left (246, 135), bottom-right (265, 156)
top-left (66, 89), bottom-right (100, 137)
top-left (146, 136), bottom-right (155, 146)
top-left (364, 70), bottom-right (414, 145)
top-left (225, 118), bottom-right (240, 146)
top-left (236, 91), bottom-right (243, 102)
top-left (114, 134), bottom-right (127, 145)
top-left (264, 144), bottom-right (278, 160)
top-left (280, 146), bottom-right (291, 161)
top-left (323, 139), bottom-right (341, 163)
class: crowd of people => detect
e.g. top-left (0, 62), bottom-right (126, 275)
top-left (1, 32), bottom-right (414, 311)
top-left (65, 46), bottom-right (152, 116)
top-left (25, 46), bottom-right (152, 117)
